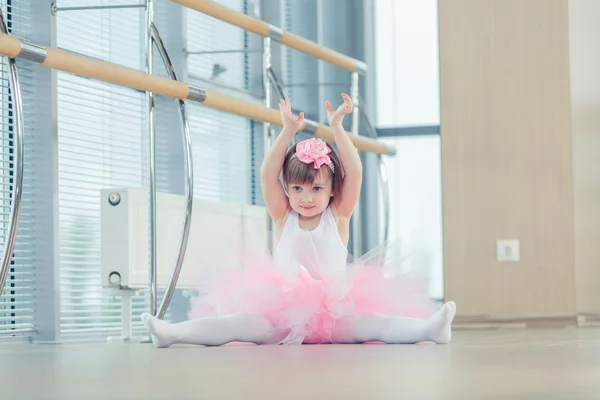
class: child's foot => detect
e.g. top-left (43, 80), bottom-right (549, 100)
top-left (426, 301), bottom-right (456, 344)
top-left (141, 312), bottom-right (177, 348)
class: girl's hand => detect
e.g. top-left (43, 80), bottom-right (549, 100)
top-left (279, 98), bottom-right (304, 132)
top-left (326, 93), bottom-right (353, 127)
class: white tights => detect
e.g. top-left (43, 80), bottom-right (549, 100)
top-left (142, 302), bottom-right (456, 348)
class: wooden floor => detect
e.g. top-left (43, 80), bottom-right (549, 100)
top-left (2, 327), bottom-right (600, 399)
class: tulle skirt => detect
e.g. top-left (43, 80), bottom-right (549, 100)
top-left (188, 242), bottom-right (437, 345)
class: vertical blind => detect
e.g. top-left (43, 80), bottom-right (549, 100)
top-left (185, 0), bottom-right (251, 204)
top-left (0, 0), bottom-right (36, 339)
top-left (284, 0), bottom-right (319, 119)
top-left (56, 0), bottom-right (147, 338)
top-left (54, 0), bottom-right (255, 339)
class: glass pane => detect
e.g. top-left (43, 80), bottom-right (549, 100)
top-left (374, 0), bottom-right (440, 127)
top-left (378, 135), bottom-right (444, 299)
top-left (56, 0), bottom-right (146, 337)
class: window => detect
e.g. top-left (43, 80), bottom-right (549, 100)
top-left (54, 0), bottom-right (256, 339)
top-left (374, 0), bottom-right (440, 127)
top-left (56, 0), bottom-right (147, 338)
top-left (379, 136), bottom-right (443, 299)
top-left (373, 0), bottom-right (443, 299)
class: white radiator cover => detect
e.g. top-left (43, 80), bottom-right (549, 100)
top-left (100, 188), bottom-right (269, 289)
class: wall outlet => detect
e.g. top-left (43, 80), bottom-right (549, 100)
top-left (497, 239), bottom-right (519, 262)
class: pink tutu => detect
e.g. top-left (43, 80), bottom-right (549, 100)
top-left (188, 242), bottom-right (436, 345)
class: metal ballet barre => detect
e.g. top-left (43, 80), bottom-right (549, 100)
top-left (0, 31), bottom-right (393, 155)
top-left (0, 18), bottom-right (396, 319)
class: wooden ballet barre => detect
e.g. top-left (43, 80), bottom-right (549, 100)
top-left (0, 32), bottom-right (394, 155)
top-left (173, 0), bottom-right (367, 74)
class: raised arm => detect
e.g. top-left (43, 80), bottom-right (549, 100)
top-left (260, 98), bottom-right (304, 223)
top-left (326, 93), bottom-right (363, 218)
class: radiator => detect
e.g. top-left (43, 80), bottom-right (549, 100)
top-left (100, 188), bottom-right (269, 290)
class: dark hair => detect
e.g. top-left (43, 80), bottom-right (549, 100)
top-left (282, 140), bottom-right (344, 198)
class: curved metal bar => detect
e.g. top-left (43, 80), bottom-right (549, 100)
top-left (0, 11), bottom-right (24, 301)
top-left (150, 23), bottom-right (194, 320)
top-left (357, 103), bottom-right (390, 245)
top-left (146, 0), bottom-right (158, 317)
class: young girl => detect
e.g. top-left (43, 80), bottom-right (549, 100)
top-left (141, 94), bottom-right (456, 347)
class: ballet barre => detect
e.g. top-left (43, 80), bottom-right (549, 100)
top-left (0, 26), bottom-right (395, 317)
top-left (0, 33), bottom-right (393, 156)
top-left (172, 0), bottom-right (367, 74)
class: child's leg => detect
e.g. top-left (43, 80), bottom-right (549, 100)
top-left (331, 301), bottom-right (456, 344)
top-left (141, 312), bottom-right (288, 348)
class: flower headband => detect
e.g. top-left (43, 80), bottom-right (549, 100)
top-left (293, 138), bottom-right (335, 172)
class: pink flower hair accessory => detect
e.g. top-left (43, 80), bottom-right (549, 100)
top-left (295, 138), bottom-right (334, 171)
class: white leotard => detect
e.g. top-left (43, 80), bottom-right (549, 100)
top-left (274, 206), bottom-right (348, 279)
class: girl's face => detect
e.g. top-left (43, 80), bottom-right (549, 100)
top-left (286, 168), bottom-right (333, 218)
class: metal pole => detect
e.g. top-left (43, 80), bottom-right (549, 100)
top-left (51, 4), bottom-right (145, 14)
top-left (316, 0), bottom-right (324, 124)
top-left (378, 155), bottom-right (390, 244)
top-left (186, 49), bottom-right (263, 55)
top-left (263, 37), bottom-right (275, 253)
top-left (351, 71), bottom-right (362, 257)
top-left (145, 0), bottom-right (157, 316)
top-left (0, 11), bottom-right (24, 302)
